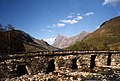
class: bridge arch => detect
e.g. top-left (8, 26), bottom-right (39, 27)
top-left (107, 54), bottom-right (112, 66)
top-left (46, 59), bottom-right (55, 74)
top-left (71, 57), bottom-right (78, 69)
top-left (16, 65), bottom-right (28, 77)
top-left (90, 55), bottom-right (97, 69)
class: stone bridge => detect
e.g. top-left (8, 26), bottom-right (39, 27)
top-left (0, 50), bottom-right (120, 79)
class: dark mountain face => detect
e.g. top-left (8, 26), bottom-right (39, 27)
top-left (0, 30), bottom-right (25, 54)
top-left (67, 16), bottom-right (120, 50)
top-left (0, 31), bottom-right (8, 53)
top-left (0, 29), bottom-right (58, 54)
top-left (52, 31), bottom-right (89, 48)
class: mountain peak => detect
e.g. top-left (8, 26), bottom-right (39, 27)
top-left (56, 33), bottom-right (67, 38)
top-left (52, 31), bottom-right (89, 48)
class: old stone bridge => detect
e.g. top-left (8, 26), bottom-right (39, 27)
top-left (0, 50), bottom-right (120, 79)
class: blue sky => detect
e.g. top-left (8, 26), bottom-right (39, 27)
top-left (0, 0), bottom-right (120, 44)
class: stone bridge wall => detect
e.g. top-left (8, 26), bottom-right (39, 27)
top-left (0, 53), bottom-right (120, 79)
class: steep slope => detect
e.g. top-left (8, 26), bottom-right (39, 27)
top-left (67, 16), bottom-right (120, 50)
top-left (0, 29), bottom-right (57, 54)
top-left (52, 31), bottom-right (89, 48)
top-left (33, 38), bottom-right (58, 51)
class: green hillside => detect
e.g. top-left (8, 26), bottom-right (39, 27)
top-left (67, 16), bottom-right (120, 50)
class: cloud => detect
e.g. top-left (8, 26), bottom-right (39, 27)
top-left (103, 0), bottom-right (120, 6)
top-left (60, 15), bottom-right (83, 24)
top-left (85, 12), bottom-right (94, 16)
top-left (57, 23), bottom-right (65, 28)
top-left (47, 12), bottom-right (93, 28)
top-left (43, 38), bottom-right (55, 45)
top-left (48, 23), bottom-right (65, 28)
top-left (75, 16), bottom-right (83, 20)
top-left (67, 15), bottom-right (74, 18)
top-left (60, 19), bottom-right (79, 24)
top-left (40, 29), bottom-right (52, 33)
top-left (47, 24), bottom-right (57, 28)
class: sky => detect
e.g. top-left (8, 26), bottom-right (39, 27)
top-left (0, 0), bottom-right (120, 44)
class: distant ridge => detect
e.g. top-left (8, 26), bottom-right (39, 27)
top-left (67, 16), bottom-right (120, 50)
top-left (52, 31), bottom-right (89, 48)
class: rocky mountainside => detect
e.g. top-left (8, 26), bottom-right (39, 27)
top-left (67, 16), bottom-right (120, 50)
top-left (0, 29), bottom-right (58, 54)
top-left (52, 31), bottom-right (89, 48)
